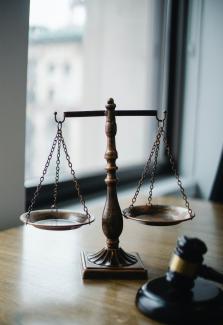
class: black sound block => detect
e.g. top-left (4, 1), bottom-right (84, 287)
top-left (136, 277), bottom-right (223, 324)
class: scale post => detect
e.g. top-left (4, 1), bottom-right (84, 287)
top-left (81, 98), bottom-right (153, 279)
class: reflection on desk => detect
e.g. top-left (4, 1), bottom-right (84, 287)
top-left (0, 197), bottom-right (223, 325)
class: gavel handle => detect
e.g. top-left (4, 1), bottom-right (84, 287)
top-left (199, 264), bottom-right (223, 284)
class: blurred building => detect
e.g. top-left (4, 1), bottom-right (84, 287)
top-left (25, 0), bottom-right (162, 186)
top-left (26, 26), bottom-right (84, 183)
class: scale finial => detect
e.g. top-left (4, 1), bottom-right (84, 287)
top-left (106, 98), bottom-right (116, 110)
top-left (107, 98), bottom-right (114, 104)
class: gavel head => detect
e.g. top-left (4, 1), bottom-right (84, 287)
top-left (166, 236), bottom-right (207, 291)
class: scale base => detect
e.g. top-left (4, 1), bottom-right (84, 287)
top-left (136, 277), bottom-right (223, 324)
top-left (81, 251), bottom-right (148, 279)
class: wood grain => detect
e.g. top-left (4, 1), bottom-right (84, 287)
top-left (0, 196), bottom-right (223, 325)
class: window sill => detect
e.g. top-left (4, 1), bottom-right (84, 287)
top-left (62, 176), bottom-right (197, 210)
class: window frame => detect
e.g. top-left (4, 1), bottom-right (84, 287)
top-left (166, 0), bottom-right (189, 159)
top-left (25, 0), bottom-right (189, 209)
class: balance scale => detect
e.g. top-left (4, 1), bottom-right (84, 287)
top-left (20, 98), bottom-right (194, 279)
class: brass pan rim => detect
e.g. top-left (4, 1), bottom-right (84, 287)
top-left (20, 209), bottom-right (95, 231)
top-left (123, 204), bottom-right (193, 226)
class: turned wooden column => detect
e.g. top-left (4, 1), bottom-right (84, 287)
top-left (87, 98), bottom-right (137, 266)
top-left (102, 98), bottom-right (123, 248)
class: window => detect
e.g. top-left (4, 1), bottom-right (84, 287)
top-left (26, 0), bottom-right (173, 203)
top-left (63, 63), bottom-right (71, 75)
top-left (48, 63), bottom-right (55, 74)
top-left (48, 88), bottom-right (55, 102)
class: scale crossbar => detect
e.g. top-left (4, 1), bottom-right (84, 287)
top-left (64, 110), bottom-right (157, 118)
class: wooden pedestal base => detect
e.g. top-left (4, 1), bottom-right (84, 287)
top-left (81, 251), bottom-right (148, 279)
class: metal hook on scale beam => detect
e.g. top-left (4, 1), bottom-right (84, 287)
top-left (54, 111), bottom-right (66, 124)
top-left (156, 110), bottom-right (167, 127)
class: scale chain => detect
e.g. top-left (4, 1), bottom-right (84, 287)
top-left (147, 127), bottom-right (162, 205)
top-left (51, 126), bottom-right (62, 209)
top-left (26, 120), bottom-right (92, 224)
top-left (26, 132), bottom-right (59, 222)
top-left (128, 126), bottom-right (162, 210)
top-left (128, 113), bottom-right (194, 219)
top-left (161, 130), bottom-right (195, 219)
top-left (60, 133), bottom-right (91, 221)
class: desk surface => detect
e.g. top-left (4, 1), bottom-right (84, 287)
top-left (0, 196), bottom-right (223, 325)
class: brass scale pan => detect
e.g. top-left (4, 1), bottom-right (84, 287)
top-left (20, 205), bottom-right (190, 230)
top-left (20, 210), bottom-right (95, 231)
top-left (123, 205), bottom-right (192, 226)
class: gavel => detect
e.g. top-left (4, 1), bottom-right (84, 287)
top-left (136, 236), bottom-right (223, 323)
top-left (166, 236), bottom-right (223, 291)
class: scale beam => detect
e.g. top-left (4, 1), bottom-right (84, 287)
top-left (64, 110), bottom-right (157, 118)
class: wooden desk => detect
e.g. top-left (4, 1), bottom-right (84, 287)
top-left (0, 197), bottom-right (223, 325)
